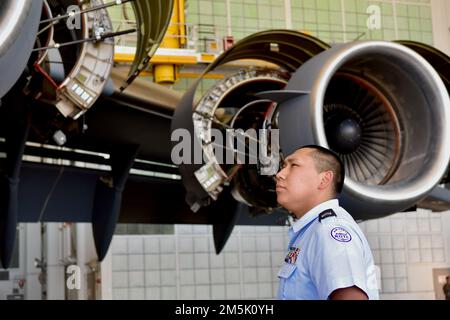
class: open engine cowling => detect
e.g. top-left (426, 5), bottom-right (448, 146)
top-left (171, 30), bottom-right (330, 213)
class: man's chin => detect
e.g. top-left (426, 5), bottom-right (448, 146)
top-left (276, 197), bottom-right (287, 208)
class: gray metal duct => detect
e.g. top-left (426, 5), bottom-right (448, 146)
top-left (0, 0), bottom-right (43, 98)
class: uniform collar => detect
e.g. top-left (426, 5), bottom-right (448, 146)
top-left (291, 199), bottom-right (339, 233)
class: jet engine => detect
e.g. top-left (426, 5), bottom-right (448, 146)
top-left (272, 41), bottom-right (450, 219)
top-left (1, 0), bottom-right (173, 145)
top-left (172, 31), bottom-right (450, 221)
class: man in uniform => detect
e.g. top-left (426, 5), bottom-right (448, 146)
top-left (275, 145), bottom-right (379, 300)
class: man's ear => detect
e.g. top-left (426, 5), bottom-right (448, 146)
top-left (319, 171), bottom-right (334, 191)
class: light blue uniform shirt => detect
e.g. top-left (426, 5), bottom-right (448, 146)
top-left (277, 199), bottom-right (379, 300)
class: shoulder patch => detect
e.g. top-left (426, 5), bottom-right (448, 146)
top-left (318, 209), bottom-right (337, 222)
top-left (284, 247), bottom-right (301, 264)
top-left (330, 227), bottom-right (352, 242)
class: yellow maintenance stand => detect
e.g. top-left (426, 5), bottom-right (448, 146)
top-left (153, 0), bottom-right (186, 84)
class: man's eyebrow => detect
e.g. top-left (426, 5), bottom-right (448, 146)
top-left (284, 158), bottom-right (300, 165)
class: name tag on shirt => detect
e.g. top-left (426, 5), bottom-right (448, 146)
top-left (278, 263), bottom-right (297, 279)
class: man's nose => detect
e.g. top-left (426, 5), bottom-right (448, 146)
top-left (276, 167), bottom-right (285, 181)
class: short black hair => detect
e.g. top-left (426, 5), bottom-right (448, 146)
top-left (298, 145), bottom-right (345, 194)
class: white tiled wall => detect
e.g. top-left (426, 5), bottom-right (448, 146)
top-left (359, 209), bottom-right (450, 299)
top-left (109, 225), bottom-right (289, 300)
top-left (109, 210), bottom-right (450, 300)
